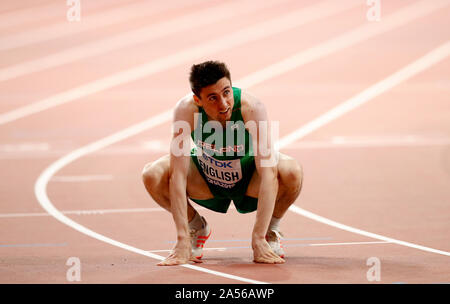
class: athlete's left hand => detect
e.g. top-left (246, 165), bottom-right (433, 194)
top-left (251, 237), bottom-right (285, 264)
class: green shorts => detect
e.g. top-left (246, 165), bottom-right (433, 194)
top-left (190, 195), bottom-right (258, 214)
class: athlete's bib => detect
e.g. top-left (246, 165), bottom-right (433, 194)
top-left (197, 152), bottom-right (242, 188)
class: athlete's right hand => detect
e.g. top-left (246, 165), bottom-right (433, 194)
top-left (157, 239), bottom-right (202, 266)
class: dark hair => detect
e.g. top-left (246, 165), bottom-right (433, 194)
top-left (189, 61), bottom-right (231, 97)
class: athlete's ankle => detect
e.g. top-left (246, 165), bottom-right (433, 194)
top-left (188, 210), bottom-right (203, 230)
top-left (268, 216), bottom-right (281, 233)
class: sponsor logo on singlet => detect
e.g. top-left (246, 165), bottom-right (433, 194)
top-left (197, 152), bottom-right (242, 189)
top-left (196, 139), bottom-right (244, 155)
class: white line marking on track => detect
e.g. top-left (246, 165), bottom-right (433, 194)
top-left (4, 0), bottom-right (448, 125)
top-left (36, 176), bottom-right (266, 283)
top-left (3, 135), bottom-right (450, 159)
top-left (277, 40), bottom-right (450, 150)
top-left (0, 0), bottom-right (362, 125)
top-left (0, 243), bottom-right (67, 248)
top-left (297, 241), bottom-right (391, 247)
top-left (51, 175), bottom-right (114, 182)
top-left (0, 0), bottom-right (118, 31)
top-left (283, 136), bottom-right (450, 149)
top-left (236, 0), bottom-right (450, 87)
top-left (33, 2), bottom-right (450, 284)
top-left (0, 0), bottom-right (292, 82)
top-left (0, 0), bottom-right (210, 51)
top-left (0, 207), bottom-right (211, 218)
top-left (289, 206), bottom-right (450, 256)
top-left (0, 208), bottom-right (163, 218)
top-left (281, 41), bottom-right (450, 257)
top-left (0, 143), bottom-right (50, 152)
top-left (147, 241), bottom-right (391, 253)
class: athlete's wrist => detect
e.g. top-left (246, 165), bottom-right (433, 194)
top-left (251, 231), bottom-right (266, 241)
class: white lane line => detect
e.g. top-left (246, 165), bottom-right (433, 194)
top-left (283, 136), bottom-right (450, 149)
top-left (0, 208), bottom-right (164, 218)
top-left (36, 170), bottom-right (266, 283)
top-left (0, 206), bottom-right (211, 218)
top-left (3, 0), bottom-right (446, 126)
top-left (0, 243), bottom-right (67, 248)
top-left (3, 135), bottom-right (448, 159)
top-left (0, 0), bottom-right (362, 125)
top-left (298, 241), bottom-right (391, 247)
top-left (0, 142), bottom-right (50, 152)
top-left (281, 41), bottom-right (450, 257)
top-left (33, 2), bottom-right (450, 284)
top-left (147, 241), bottom-right (391, 253)
top-left (0, 0), bottom-right (292, 82)
top-left (34, 195), bottom-right (266, 284)
top-left (51, 175), bottom-right (114, 182)
top-left (0, 0), bottom-right (116, 31)
top-left (0, 2), bottom-right (57, 30)
top-left (0, 0), bottom-right (210, 51)
top-left (277, 40), bottom-right (450, 149)
top-left (235, 0), bottom-right (450, 88)
top-left (289, 206), bottom-right (450, 256)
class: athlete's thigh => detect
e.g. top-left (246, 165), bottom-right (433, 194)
top-left (244, 153), bottom-right (295, 198)
top-left (144, 154), bottom-right (214, 200)
top-left (187, 157), bottom-right (214, 200)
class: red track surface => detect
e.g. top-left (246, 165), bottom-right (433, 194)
top-left (0, 0), bottom-right (449, 283)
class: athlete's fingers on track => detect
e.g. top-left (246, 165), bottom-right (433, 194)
top-left (157, 258), bottom-right (186, 266)
top-left (253, 257), bottom-right (285, 264)
top-left (157, 252), bottom-right (187, 266)
top-left (253, 253), bottom-right (285, 264)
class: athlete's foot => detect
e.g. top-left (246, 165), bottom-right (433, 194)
top-left (190, 216), bottom-right (211, 259)
top-left (265, 229), bottom-right (285, 258)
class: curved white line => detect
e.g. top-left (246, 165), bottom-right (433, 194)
top-left (289, 206), bottom-right (450, 256)
top-left (34, 112), bottom-right (266, 284)
top-left (33, 2), bottom-right (450, 285)
top-left (282, 41), bottom-right (450, 257)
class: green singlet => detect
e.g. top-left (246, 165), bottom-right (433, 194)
top-left (190, 87), bottom-right (258, 213)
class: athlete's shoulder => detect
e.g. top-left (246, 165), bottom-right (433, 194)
top-left (171, 93), bottom-right (200, 133)
top-left (174, 92), bottom-right (199, 118)
top-left (240, 89), bottom-right (267, 121)
top-left (175, 93), bottom-right (198, 112)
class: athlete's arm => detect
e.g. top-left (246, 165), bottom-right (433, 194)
top-left (241, 91), bottom-right (284, 264)
top-left (158, 95), bottom-right (198, 266)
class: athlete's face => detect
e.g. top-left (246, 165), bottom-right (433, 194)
top-left (194, 77), bottom-right (234, 124)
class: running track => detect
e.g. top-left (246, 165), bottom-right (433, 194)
top-left (0, 0), bottom-right (449, 283)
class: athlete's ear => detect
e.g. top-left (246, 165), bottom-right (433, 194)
top-left (193, 94), bottom-right (202, 107)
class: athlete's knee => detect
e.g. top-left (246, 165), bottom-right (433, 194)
top-left (280, 160), bottom-right (303, 191)
top-left (142, 161), bottom-right (166, 193)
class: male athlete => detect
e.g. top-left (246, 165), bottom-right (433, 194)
top-left (142, 61), bottom-right (303, 265)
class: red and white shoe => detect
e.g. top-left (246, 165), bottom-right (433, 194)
top-left (190, 216), bottom-right (211, 259)
top-left (266, 229), bottom-right (285, 258)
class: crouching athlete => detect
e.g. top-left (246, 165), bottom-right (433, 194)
top-left (142, 61), bottom-right (303, 265)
